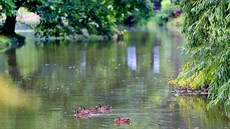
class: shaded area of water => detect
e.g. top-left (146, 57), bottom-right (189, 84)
top-left (0, 28), bottom-right (229, 129)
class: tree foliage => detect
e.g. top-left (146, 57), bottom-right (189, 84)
top-left (176, 0), bottom-right (230, 110)
top-left (0, 0), bottom-right (153, 37)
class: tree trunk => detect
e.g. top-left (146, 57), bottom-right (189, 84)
top-left (2, 16), bottom-right (17, 35)
top-left (1, 0), bottom-right (24, 35)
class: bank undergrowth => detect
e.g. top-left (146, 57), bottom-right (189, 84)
top-left (172, 0), bottom-right (229, 113)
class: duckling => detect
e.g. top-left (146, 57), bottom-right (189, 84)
top-left (97, 104), bottom-right (112, 112)
top-left (115, 117), bottom-right (131, 126)
top-left (74, 110), bottom-right (90, 119)
top-left (79, 106), bottom-right (98, 114)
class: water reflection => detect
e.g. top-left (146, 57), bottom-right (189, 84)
top-left (149, 35), bottom-right (162, 75)
top-left (169, 96), bottom-right (229, 129)
top-left (0, 76), bottom-right (40, 108)
top-left (81, 51), bottom-right (87, 69)
top-left (6, 49), bottom-right (22, 81)
top-left (169, 29), bottom-right (183, 76)
top-left (127, 46), bottom-right (137, 71)
top-left (0, 54), bottom-right (5, 73)
top-left (153, 46), bottom-right (160, 74)
top-left (0, 28), bottom-right (229, 129)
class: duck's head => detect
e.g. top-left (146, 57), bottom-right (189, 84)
top-left (97, 104), bottom-right (102, 108)
top-left (79, 106), bottom-right (86, 110)
top-left (114, 117), bottom-right (121, 122)
top-left (97, 104), bottom-right (111, 108)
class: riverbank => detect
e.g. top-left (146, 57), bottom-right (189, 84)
top-left (0, 34), bottom-right (25, 52)
top-left (168, 78), bottom-right (230, 118)
top-left (168, 78), bottom-right (208, 96)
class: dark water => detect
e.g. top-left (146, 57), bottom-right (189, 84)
top-left (0, 28), bottom-right (229, 129)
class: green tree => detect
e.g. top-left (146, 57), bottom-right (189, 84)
top-left (176, 0), bottom-right (230, 111)
top-left (0, 0), bottom-right (153, 37)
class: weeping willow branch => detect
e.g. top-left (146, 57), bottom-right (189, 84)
top-left (174, 0), bottom-right (230, 111)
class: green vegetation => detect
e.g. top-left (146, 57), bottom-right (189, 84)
top-left (0, 35), bottom-right (9, 43)
top-left (148, 0), bottom-right (182, 26)
top-left (0, 34), bottom-right (25, 52)
top-left (173, 0), bottom-right (230, 112)
top-left (0, 0), bottom-right (153, 38)
top-left (0, 35), bottom-right (10, 51)
top-left (0, 0), bottom-right (185, 38)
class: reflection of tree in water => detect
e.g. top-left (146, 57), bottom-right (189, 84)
top-left (5, 47), bottom-right (69, 123)
top-left (6, 49), bottom-right (21, 81)
top-left (169, 30), bottom-right (182, 76)
top-left (6, 49), bottom-right (41, 89)
top-left (162, 95), bottom-right (229, 129)
top-left (0, 54), bottom-right (5, 73)
top-left (168, 96), bottom-right (229, 129)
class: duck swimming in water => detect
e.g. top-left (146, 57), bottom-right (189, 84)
top-left (97, 104), bottom-right (112, 112)
top-left (74, 110), bottom-right (90, 119)
top-left (115, 117), bottom-right (131, 126)
top-left (79, 106), bottom-right (98, 114)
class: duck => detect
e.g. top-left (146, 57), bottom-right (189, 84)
top-left (115, 117), bottom-right (131, 125)
top-left (74, 110), bottom-right (90, 119)
top-left (97, 104), bottom-right (112, 112)
top-left (79, 106), bottom-right (98, 114)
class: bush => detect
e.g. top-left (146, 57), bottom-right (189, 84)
top-left (150, 3), bottom-right (181, 26)
top-left (175, 0), bottom-right (230, 112)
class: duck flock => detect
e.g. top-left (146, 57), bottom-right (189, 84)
top-left (74, 104), bottom-right (131, 126)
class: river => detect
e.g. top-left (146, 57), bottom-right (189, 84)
top-left (0, 27), bottom-right (229, 129)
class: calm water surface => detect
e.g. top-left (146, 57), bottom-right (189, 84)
top-left (0, 28), bottom-right (229, 129)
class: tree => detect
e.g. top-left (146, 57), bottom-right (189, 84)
top-left (0, 0), bottom-right (25, 34)
top-left (0, 0), bottom-right (153, 37)
top-left (175, 0), bottom-right (230, 111)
